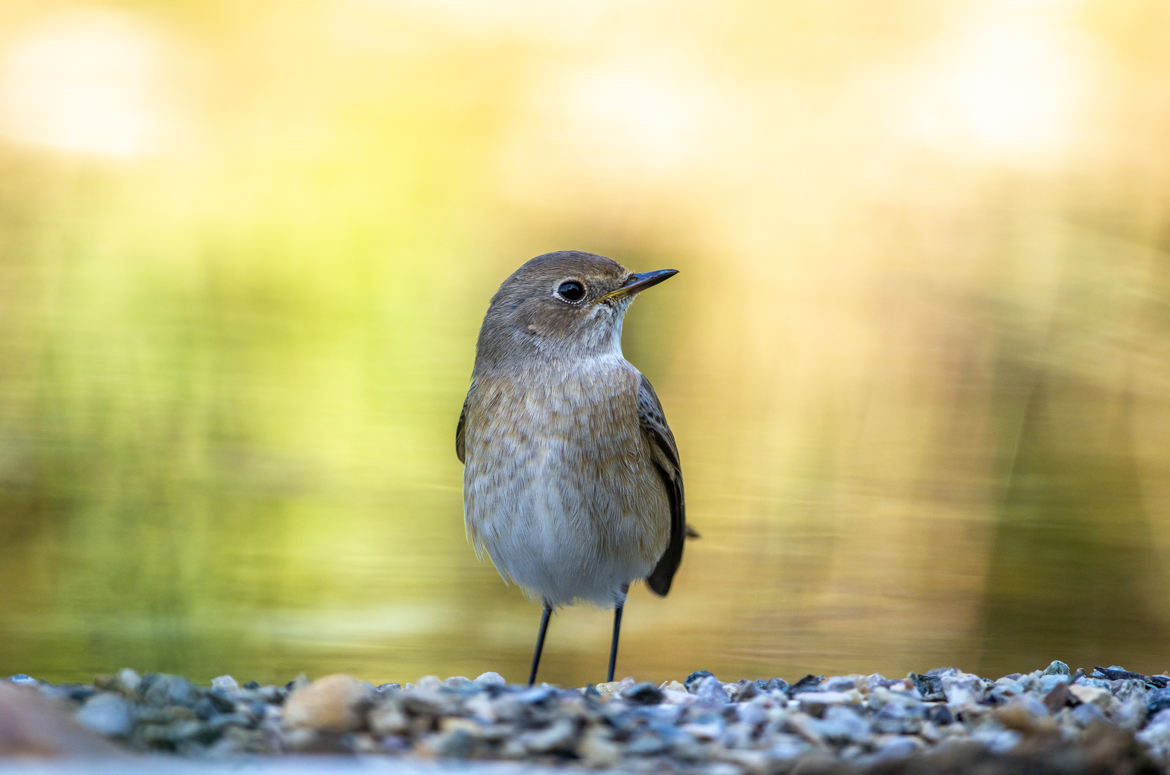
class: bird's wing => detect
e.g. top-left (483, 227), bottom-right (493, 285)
top-left (456, 381), bottom-right (475, 465)
top-left (638, 374), bottom-right (687, 596)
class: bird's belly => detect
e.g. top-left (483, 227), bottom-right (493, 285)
top-left (462, 376), bottom-right (670, 607)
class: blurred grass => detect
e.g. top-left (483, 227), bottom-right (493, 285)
top-left (1, 0), bottom-right (1169, 685)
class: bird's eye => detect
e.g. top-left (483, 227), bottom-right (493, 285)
top-left (556, 280), bottom-right (586, 302)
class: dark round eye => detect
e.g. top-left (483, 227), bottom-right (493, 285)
top-left (556, 280), bottom-right (585, 302)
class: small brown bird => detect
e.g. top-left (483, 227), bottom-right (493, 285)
top-left (457, 250), bottom-right (688, 685)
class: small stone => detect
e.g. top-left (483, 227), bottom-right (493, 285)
top-left (694, 675), bottom-right (729, 705)
top-left (971, 727), bottom-right (1022, 754)
top-left (730, 679), bottom-right (759, 702)
top-left (281, 727), bottom-right (333, 753)
top-left (681, 717), bottom-right (723, 741)
top-left (757, 678), bottom-right (790, 694)
top-left (873, 701), bottom-right (922, 735)
top-left (786, 712), bottom-right (825, 745)
top-left (627, 731), bottom-right (670, 756)
top-left (402, 688), bottom-right (449, 717)
top-left (1136, 708), bottom-right (1170, 752)
top-left (474, 672), bottom-right (506, 688)
top-left (1092, 665), bottom-right (1146, 681)
top-left (940, 673), bottom-right (984, 707)
top-left (1147, 687), bottom-right (1170, 715)
top-left (873, 735), bottom-right (925, 760)
top-left (579, 726), bottom-right (621, 767)
top-left (1113, 696), bottom-right (1147, 731)
top-left (115, 669), bottom-right (142, 694)
top-left (1043, 660), bottom-right (1071, 676)
top-left (623, 682), bottom-right (664, 705)
top-left (515, 685), bottom-right (556, 705)
top-left (1068, 683), bottom-right (1112, 710)
top-left (441, 676), bottom-right (474, 692)
top-left (141, 674), bottom-right (199, 708)
top-left (816, 705), bottom-right (868, 742)
top-left (593, 680), bottom-right (628, 697)
top-left (420, 719), bottom-right (480, 757)
top-left (822, 675), bottom-right (861, 692)
top-left (659, 680), bottom-right (686, 693)
top-left (1070, 701), bottom-right (1106, 727)
top-left (368, 701), bottom-right (409, 735)
top-left (995, 696), bottom-right (1057, 735)
top-left (282, 674), bottom-right (372, 733)
top-left (735, 700), bottom-right (767, 726)
top-left (520, 717), bottom-right (577, 754)
top-left (210, 675), bottom-right (239, 693)
top-left (6, 674), bottom-right (38, 686)
top-left (797, 691), bottom-right (857, 716)
top-left (789, 674), bottom-right (824, 696)
top-left (415, 675), bottom-right (442, 691)
top-left (909, 673), bottom-right (944, 701)
top-left (1043, 682), bottom-right (1072, 713)
top-left (75, 693), bottom-right (134, 737)
top-left (925, 704), bottom-right (954, 726)
top-left (684, 671), bottom-right (715, 693)
top-left (768, 734), bottom-right (814, 760)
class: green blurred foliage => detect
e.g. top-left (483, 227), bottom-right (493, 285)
top-left (0, 0), bottom-right (1168, 685)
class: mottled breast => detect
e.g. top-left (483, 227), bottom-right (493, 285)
top-left (461, 356), bottom-right (671, 606)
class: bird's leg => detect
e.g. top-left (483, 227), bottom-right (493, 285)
top-left (528, 603), bottom-right (552, 686)
top-left (607, 584), bottom-right (629, 683)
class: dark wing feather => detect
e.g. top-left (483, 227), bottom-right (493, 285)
top-left (638, 374), bottom-right (686, 596)
top-left (456, 382), bottom-right (474, 464)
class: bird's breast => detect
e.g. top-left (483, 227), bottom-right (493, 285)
top-left (461, 357), bottom-right (670, 606)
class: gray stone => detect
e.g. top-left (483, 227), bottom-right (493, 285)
top-left (441, 675), bottom-right (474, 690)
top-left (76, 692), bottom-right (135, 737)
top-left (1038, 673), bottom-right (1071, 693)
top-left (623, 681), bottom-right (664, 705)
top-left (684, 670), bottom-right (715, 693)
top-left (797, 691), bottom-right (856, 716)
top-left (817, 705), bottom-right (869, 742)
top-left (873, 734), bottom-right (926, 760)
top-left (141, 673), bottom-right (199, 708)
top-left (1070, 701), bottom-right (1107, 727)
top-left (873, 701), bottom-right (922, 735)
top-left (474, 671), bottom-right (506, 688)
top-left (521, 717), bottom-right (577, 754)
top-left (822, 675), bottom-right (861, 692)
top-left (1043, 660), bottom-right (1071, 676)
top-left (693, 675), bottom-right (729, 705)
top-left (941, 672), bottom-right (985, 707)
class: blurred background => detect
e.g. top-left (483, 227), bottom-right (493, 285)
top-left (1, 0), bottom-right (1168, 688)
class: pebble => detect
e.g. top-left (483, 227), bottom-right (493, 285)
top-left (75, 693), bottom-right (135, 737)
top-left (282, 673), bottom-right (371, 733)
top-left (6, 661), bottom-right (1170, 772)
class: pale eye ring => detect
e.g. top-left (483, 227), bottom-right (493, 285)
top-left (555, 280), bottom-right (586, 302)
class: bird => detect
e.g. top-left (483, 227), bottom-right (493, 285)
top-left (456, 250), bottom-right (689, 685)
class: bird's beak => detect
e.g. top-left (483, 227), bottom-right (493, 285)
top-left (601, 269), bottom-right (679, 302)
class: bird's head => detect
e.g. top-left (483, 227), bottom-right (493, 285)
top-left (474, 250), bottom-right (677, 371)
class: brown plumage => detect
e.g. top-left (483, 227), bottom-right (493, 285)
top-left (457, 250), bottom-right (690, 684)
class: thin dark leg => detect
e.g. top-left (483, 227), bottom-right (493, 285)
top-left (528, 604), bottom-right (552, 686)
top-left (607, 599), bottom-right (625, 683)
top-left (608, 585), bottom-right (627, 683)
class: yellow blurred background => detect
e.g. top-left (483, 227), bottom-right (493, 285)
top-left (1, 0), bottom-right (1169, 687)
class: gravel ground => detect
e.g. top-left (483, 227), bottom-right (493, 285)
top-left (4, 663), bottom-right (1170, 773)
